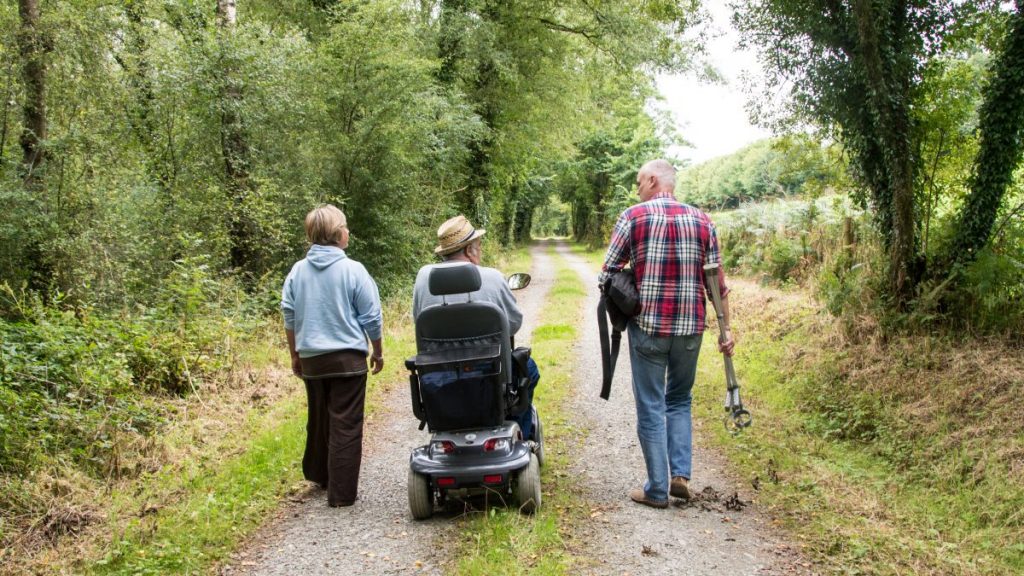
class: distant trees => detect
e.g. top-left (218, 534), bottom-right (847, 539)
top-left (677, 137), bottom-right (841, 210)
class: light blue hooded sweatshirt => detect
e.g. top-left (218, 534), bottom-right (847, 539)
top-left (281, 245), bottom-right (383, 358)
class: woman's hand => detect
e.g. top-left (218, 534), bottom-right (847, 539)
top-left (370, 353), bottom-right (384, 375)
top-left (291, 353), bottom-right (303, 377)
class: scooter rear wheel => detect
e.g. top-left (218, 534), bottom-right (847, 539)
top-left (408, 469), bottom-right (433, 520)
top-left (515, 454), bottom-right (541, 514)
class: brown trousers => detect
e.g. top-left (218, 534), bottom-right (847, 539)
top-left (302, 374), bottom-right (366, 506)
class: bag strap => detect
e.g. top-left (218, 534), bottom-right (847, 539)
top-left (598, 296), bottom-right (621, 400)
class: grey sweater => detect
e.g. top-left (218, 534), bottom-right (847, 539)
top-left (412, 262), bottom-right (523, 335)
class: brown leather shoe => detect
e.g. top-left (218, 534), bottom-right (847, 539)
top-left (629, 488), bottom-right (668, 509)
top-left (670, 476), bottom-right (692, 500)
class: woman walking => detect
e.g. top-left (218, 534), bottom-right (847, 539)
top-left (281, 204), bottom-right (384, 507)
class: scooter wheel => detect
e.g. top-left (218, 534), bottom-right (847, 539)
top-left (515, 454), bottom-right (541, 515)
top-left (408, 469), bottom-right (433, 520)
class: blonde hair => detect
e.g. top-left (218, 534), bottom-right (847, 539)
top-left (305, 204), bottom-right (347, 246)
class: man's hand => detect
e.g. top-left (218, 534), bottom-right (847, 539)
top-left (291, 353), bottom-right (303, 378)
top-left (370, 353), bottom-right (384, 375)
top-left (719, 331), bottom-right (736, 357)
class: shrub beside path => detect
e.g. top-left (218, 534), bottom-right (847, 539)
top-left (555, 240), bottom-right (810, 576)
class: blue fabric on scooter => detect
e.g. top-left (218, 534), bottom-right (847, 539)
top-left (512, 357), bottom-right (541, 440)
top-left (419, 359), bottom-right (503, 430)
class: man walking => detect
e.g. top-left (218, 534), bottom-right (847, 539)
top-left (599, 159), bottom-right (736, 509)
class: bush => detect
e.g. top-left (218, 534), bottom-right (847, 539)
top-left (0, 261), bottom-right (271, 480)
top-left (715, 195), bottom-right (867, 286)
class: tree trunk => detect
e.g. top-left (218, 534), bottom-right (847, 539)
top-left (216, 0), bottom-right (257, 276)
top-left (123, 0), bottom-right (175, 205)
top-left (18, 0), bottom-right (47, 188)
top-left (851, 0), bottom-right (918, 306)
top-left (436, 0), bottom-right (467, 86)
top-left (1, 62), bottom-right (14, 164)
top-left (950, 5), bottom-right (1024, 265)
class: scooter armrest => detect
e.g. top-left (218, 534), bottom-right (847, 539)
top-left (405, 357), bottom-right (417, 372)
top-left (511, 347), bottom-right (532, 377)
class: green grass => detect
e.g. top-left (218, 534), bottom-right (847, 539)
top-left (84, 310), bottom-right (419, 575)
top-left (454, 245), bottom-right (588, 575)
top-left (92, 395), bottom-right (307, 574)
top-left (691, 284), bottom-right (1024, 576)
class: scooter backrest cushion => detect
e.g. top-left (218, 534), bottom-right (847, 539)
top-left (428, 263), bottom-right (482, 296)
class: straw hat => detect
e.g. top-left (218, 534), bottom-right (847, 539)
top-left (435, 215), bottom-right (486, 255)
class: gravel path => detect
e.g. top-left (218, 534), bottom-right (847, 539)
top-left (554, 240), bottom-right (809, 576)
top-left (230, 245), bottom-right (555, 576)
top-left (230, 241), bottom-right (808, 575)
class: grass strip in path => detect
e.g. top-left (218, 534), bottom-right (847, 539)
top-left (453, 244), bottom-right (589, 576)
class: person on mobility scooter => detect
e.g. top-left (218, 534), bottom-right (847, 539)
top-left (405, 216), bottom-right (543, 519)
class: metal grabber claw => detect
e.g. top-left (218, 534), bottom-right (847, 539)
top-left (704, 263), bottom-right (752, 435)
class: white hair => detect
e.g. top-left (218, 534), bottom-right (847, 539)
top-left (640, 159), bottom-right (677, 191)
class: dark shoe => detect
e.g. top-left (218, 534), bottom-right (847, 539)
top-left (629, 488), bottom-right (668, 509)
top-left (670, 476), bottom-right (692, 500)
top-left (329, 499), bottom-right (355, 507)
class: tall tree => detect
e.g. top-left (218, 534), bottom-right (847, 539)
top-left (951, 3), bottom-right (1024, 265)
top-left (17, 0), bottom-right (47, 188)
top-left (216, 0), bottom-right (258, 276)
top-left (118, 0), bottom-right (176, 207)
top-left (736, 0), bottom-right (996, 308)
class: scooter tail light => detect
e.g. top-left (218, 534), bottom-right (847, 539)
top-left (483, 438), bottom-right (510, 452)
top-left (437, 477), bottom-right (456, 487)
top-left (432, 440), bottom-right (455, 454)
top-left (483, 474), bottom-right (503, 484)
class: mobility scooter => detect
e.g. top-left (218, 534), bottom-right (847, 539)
top-left (404, 263), bottom-right (543, 519)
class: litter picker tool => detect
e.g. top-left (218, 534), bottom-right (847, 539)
top-left (704, 263), bottom-right (752, 434)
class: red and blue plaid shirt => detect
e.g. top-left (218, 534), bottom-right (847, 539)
top-left (599, 194), bottom-right (730, 337)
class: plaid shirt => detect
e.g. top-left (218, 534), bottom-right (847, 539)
top-left (599, 194), bottom-right (730, 337)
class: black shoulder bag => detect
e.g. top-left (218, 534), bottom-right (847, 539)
top-left (598, 270), bottom-right (640, 400)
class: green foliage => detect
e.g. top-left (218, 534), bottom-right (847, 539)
top-left (713, 195), bottom-right (866, 284)
top-left (0, 262), bottom-right (267, 480)
top-left (556, 88), bottom-right (673, 244)
top-left (735, 0), bottom-right (1011, 306)
top-left (952, 6), bottom-right (1024, 265)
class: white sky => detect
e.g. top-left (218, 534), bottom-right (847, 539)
top-left (656, 3), bottom-right (771, 166)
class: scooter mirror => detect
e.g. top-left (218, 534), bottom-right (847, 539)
top-left (507, 273), bottom-right (531, 290)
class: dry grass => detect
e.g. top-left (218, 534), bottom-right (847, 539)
top-left (0, 324), bottom-right (298, 575)
top-left (698, 277), bottom-right (1024, 575)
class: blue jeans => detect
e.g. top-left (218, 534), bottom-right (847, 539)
top-left (513, 357), bottom-right (541, 440)
top-left (627, 321), bottom-right (702, 502)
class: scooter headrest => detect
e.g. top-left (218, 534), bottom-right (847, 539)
top-left (428, 263), bottom-right (482, 296)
